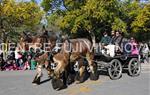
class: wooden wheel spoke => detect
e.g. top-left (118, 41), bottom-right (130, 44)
top-left (116, 69), bottom-right (121, 72)
top-left (133, 69), bottom-right (138, 74)
top-left (114, 62), bottom-right (118, 67)
top-left (110, 69), bottom-right (115, 72)
top-left (112, 71), bottom-right (116, 76)
top-left (131, 67), bottom-right (139, 74)
top-left (116, 65), bottom-right (121, 69)
top-left (114, 71), bottom-right (119, 76)
top-left (135, 64), bottom-right (140, 68)
top-left (111, 65), bottom-right (115, 69)
top-left (130, 63), bottom-right (135, 67)
top-left (110, 65), bottom-right (115, 72)
top-left (131, 63), bottom-right (139, 70)
top-left (130, 67), bottom-right (136, 71)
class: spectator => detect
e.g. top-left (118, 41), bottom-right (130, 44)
top-left (4, 52), bottom-right (16, 71)
top-left (0, 52), bottom-right (5, 71)
top-left (142, 43), bottom-right (149, 63)
top-left (22, 50), bottom-right (30, 70)
top-left (29, 48), bottom-right (37, 70)
top-left (15, 48), bottom-right (23, 70)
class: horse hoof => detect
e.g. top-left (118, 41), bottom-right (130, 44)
top-left (80, 71), bottom-right (89, 83)
top-left (51, 79), bottom-right (59, 90)
top-left (67, 74), bottom-right (75, 85)
top-left (75, 81), bottom-right (81, 84)
top-left (48, 76), bottom-right (53, 80)
top-left (75, 72), bottom-right (80, 81)
top-left (56, 85), bottom-right (67, 91)
top-left (56, 79), bottom-right (65, 90)
top-left (32, 81), bottom-right (40, 85)
top-left (67, 78), bottom-right (74, 85)
top-left (51, 78), bottom-right (64, 90)
top-left (32, 77), bottom-right (41, 85)
top-left (90, 72), bottom-right (99, 81)
top-left (32, 83), bottom-right (39, 86)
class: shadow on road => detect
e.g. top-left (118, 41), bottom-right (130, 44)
top-left (40, 78), bottom-right (51, 85)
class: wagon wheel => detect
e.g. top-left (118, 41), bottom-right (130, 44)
top-left (108, 59), bottom-right (122, 80)
top-left (128, 58), bottom-right (141, 77)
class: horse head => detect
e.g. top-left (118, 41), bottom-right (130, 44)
top-left (22, 31), bottom-right (33, 43)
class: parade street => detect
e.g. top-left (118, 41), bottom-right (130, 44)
top-left (0, 64), bottom-right (149, 95)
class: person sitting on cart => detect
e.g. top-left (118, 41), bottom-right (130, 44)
top-left (100, 32), bottom-right (111, 46)
top-left (130, 37), bottom-right (139, 55)
top-left (110, 30), bottom-right (116, 44)
top-left (112, 31), bottom-right (124, 53)
top-left (112, 31), bottom-right (123, 46)
top-left (100, 32), bottom-right (115, 56)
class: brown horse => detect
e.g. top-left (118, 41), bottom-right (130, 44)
top-left (20, 31), bottom-right (98, 90)
top-left (29, 31), bottom-right (98, 89)
top-left (40, 37), bottom-right (99, 90)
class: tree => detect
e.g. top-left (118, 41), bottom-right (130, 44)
top-left (131, 4), bottom-right (150, 32)
top-left (45, 0), bottom-right (126, 39)
top-left (41, 0), bottom-right (150, 41)
top-left (0, 0), bottom-right (44, 42)
top-left (131, 3), bottom-right (150, 41)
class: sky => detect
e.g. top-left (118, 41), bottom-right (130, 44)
top-left (34, 0), bottom-right (41, 4)
top-left (17, 0), bottom-right (41, 4)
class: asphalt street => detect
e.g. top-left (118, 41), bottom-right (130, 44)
top-left (0, 64), bottom-right (149, 95)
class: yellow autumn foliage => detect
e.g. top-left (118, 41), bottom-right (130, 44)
top-left (0, 0), bottom-right (44, 29)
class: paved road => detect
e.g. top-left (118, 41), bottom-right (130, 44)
top-left (0, 64), bottom-right (149, 95)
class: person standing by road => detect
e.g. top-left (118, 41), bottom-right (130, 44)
top-left (142, 43), bottom-right (149, 63)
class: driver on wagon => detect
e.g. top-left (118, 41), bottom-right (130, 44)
top-left (100, 32), bottom-right (116, 57)
top-left (100, 32), bottom-right (111, 46)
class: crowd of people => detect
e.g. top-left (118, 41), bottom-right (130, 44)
top-left (0, 47), bottom-right (37, 71)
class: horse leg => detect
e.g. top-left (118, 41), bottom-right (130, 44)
top-left (51, 61), bottom-right (68, 90)
top-left (32, 64), bottom-right (43, 85)
top-left (76, 66), bottom-right (86, 83)
top-left (75, 58), bottom-right (89, 83)
top-left (45, 60), bottom-right (54, 78)
top-left (87, 54), bottom-right (99, 81)
top-left (66, 62), bottom-right (76, 85)
top-left (89, 63), bottom-right (99, 80)
top-left (51, 70), bottom-right (68, 90)
top-left (46, 68), bottom-right (54, 78)
top-left (60, 69), bottom-right (68, 90)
